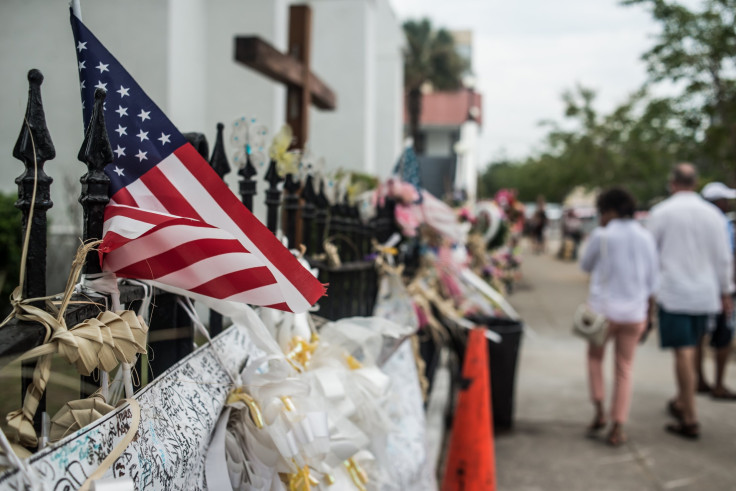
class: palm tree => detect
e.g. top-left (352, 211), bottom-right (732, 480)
top-left (403, 19), bottom-right (468, 154)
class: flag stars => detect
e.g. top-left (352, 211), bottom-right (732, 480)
top-left (137, 109), bottom-right (151, 122)
top-left (78, 60), bottom-right (86, 71)
top-left (113, 166), bottom-right (125, 176)
top-left (80, 80), bottom-right (86, 90)
top-left (76, 41), bottom-right (87, 52)
top-left (96, 61), bottom-right (109, 73)
top-left (94, 81), bottom-right (107, 91)
top-left (158, 133), bottom-right (171, 145)
top-left (115, 125), bottom-right (127, 137)
top-left (114, 145), bottom-right (126, 158)
top-left (115, 105), bottom-right (128, 117)
top-left (117, 85), bottom-right (130, 98)
top-left (135, 150), bottom-right (148, 162)
top-left (137, 130), bottom-right (149, 142)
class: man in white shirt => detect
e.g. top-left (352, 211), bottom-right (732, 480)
top-left (648, 163), bottom-right (734, 440)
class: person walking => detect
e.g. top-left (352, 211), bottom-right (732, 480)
top-left (581, 188), bottom-right (658, 446)
top-left (648, 164), bottom-right (734, 440)
top-left (531, 195), bottom-right (548, 254)
top-left (697, 182), bottom-right (736, 399)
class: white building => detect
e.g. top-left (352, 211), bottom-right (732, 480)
top-left (0, 0), bottom-right (404, 228)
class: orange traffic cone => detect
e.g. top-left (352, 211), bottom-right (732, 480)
top-left (441, 327), bottom-right (496, 491)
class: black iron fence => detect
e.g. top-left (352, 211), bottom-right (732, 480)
top-left (1, 69), bottom-right (396, 440)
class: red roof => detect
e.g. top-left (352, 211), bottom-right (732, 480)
top-left (404, 90), bottom-right (483, 127)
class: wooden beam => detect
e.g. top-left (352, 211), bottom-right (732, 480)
top-left (234, 36), bottom-right (336, 111)
top-left (286, 4), bottom-right (312, 149)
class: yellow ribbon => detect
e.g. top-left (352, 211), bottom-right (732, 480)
top-left (344, 458), bottom-right (368, 491)
top-left (345, 354), bottom-right (362, 370)
top-left (285, 465), bottom-right (320, 491)
top-left (373, 243), bottom-right (398, 257)
top-left (285, 335), bottom-right (320, 372)
top-left (226, 387), bottom-right (265, 429)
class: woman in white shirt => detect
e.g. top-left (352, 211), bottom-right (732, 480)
top-left (581, 188), bottom-right (659, 446)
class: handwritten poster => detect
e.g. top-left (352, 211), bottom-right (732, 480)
top-left (0, 324), bottom-right (263, 490)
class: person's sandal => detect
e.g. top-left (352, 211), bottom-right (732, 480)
top-left (697, 380), bottom-right (712, 394)
top-left (710, 387), bottom-right (736, 400)
top-left (667, 399), bottom-right (684, 422)
top-left (606, 425), bottom-right (627, 447)
top-left (587, 418), bottom-right (607, 436)
top-left (665, 422), bottom-right (700, 440)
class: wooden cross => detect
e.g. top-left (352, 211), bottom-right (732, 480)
top-left (234, 4), bottom-right (336, 150)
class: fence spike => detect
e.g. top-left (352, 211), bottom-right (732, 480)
top-left (13, 69), bottom-right (56, 166)
top-left (301, 175), bottom-right (317, 254)
top-left (238, 153), bottom-right (257, 211)
top-left (78, 89), bottom-right (112, 277)
top-left (283, 173), bottom-right (301, 248)
top-left (264, 159), bottom-right (283, 234)
top-left (13, 69), bottom-right (55, 435)
top-left (209, 123), bottom-right (231, 180)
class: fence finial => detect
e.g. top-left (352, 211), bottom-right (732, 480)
top-left (238, 153), bottom-right (257, 212)
top-left (13, 68), bottom-right (55, 433)
top-left (264, 159), bottom-right (284, 234)
top-left (209, 123), bottom-right (231, 180)
top-left (78, 88), bottom-right (112, 279)
top-left (13, 69), bottom-right (56, 165)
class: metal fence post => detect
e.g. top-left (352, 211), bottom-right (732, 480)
top-left (283, 173), bottom-right (300, 249)
top-left (207, 123), bottom-right (230, 337)
top-left (13, 69), bottom-right (55, 433)
top-left (264, 159), bottom-right (283, 235)
top-left (77, 88), bottom-right (113, 398)
top-left (300, 174), bottom-right (317, 254)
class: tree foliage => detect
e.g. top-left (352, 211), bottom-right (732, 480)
top-left (403, 19), bottom-right (468, 152)
top-left (403, 19), bottom-right (468, 92)
top-left (0, 193), bottom-right (22, 316)
top-left (479, 86), bottom-right (700, 205)
top-left (479, 0), bottom-right (736, 205)
top-left (624, 0), bottom-right (736, 178)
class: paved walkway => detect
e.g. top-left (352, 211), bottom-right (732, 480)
top-left (495, 244), bottom-right (736, 490)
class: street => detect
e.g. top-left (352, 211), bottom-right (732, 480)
top-left (496, 242), bottom-right (736, 490)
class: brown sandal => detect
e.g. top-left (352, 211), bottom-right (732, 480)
top-left (587, 418), bottom-right (607, 435)
top-left (606, 424), bottom-right (627, 447)
top-left (667, 399), bottom-right (684, 422)
top-left (665, 422), bottom-right (700, 440)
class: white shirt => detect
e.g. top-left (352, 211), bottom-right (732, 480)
top-left (581, 219), bottom-right (659, 323)
top-left (648, 191), bottom-right (734, 314)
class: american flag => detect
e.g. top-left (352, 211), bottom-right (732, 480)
top-left (70, 10), bottom-right (325, 313)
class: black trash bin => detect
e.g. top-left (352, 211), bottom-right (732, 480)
top-left (468, 314), bottom-right (524, 431)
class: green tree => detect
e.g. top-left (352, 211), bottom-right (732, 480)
top-left (0, 193), bottom-right (22, 316)
top-left (478, 86), bottom-right (697, 206)
top-left (403, 19), bottom-right (468, 153)
top-left (623, 0), bottom-right (736, 180)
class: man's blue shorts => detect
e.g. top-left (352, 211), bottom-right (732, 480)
top-left (658, 307), bottom-right (708, 348)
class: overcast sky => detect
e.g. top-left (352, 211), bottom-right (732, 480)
top-left (389, 0), bottom-right (692, 168)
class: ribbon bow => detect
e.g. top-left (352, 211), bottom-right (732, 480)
top-left (285, 465), bottom-right (320, 491)
top-left (286, 335), bottom-right (320, 372)
top-left (226, 387), bottom-right (265, 429)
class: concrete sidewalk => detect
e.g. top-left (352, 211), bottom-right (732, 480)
top-left (495, 247), bottom-right (736, 490)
